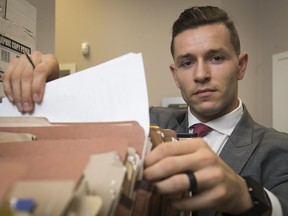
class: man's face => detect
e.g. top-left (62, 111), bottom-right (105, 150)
top-left (170, 24), bottom-right (247, 122)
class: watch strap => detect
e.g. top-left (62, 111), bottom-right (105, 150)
top-left (223, 176), bottom-right (272, 216)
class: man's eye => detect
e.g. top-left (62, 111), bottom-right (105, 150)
top-left (180, 60), bottom-right (193, 68)
top-left (210, 56), bottom-right (224, 63)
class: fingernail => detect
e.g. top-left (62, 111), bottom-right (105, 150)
top-left (23, 102), bottom-right (31, 112)
top-left (16, 103), bottom-right (23, 112)
top-left (33, 93), bottom-right (39, 102)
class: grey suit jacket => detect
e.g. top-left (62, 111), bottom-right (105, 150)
top-left (149, 105), bottom-right (288, 216)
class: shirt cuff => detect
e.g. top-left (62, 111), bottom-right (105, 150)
top-left (265, 188), bottom-right (282, 216)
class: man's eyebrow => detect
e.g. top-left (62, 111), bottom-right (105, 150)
top-left (206, 48), bottom-right (230, 56)
top-left (176, 48), bottom-right (228, 58)
top-left (176, 53), bottom-right (195, 61)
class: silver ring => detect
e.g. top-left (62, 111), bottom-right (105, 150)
top-left (185, 171), bottom-right (197, 192)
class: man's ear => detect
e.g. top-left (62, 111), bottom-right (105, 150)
top-left (170, 64), bottom-right (180, 88)
top-left (237, 53), bottom-right (248, 80)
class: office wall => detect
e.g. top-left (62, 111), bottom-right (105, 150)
top-left (26, 0), bottom-right (55, 53)
top-left (55, 0), bottom-right (221, 110)
top-left (31, 0), bottom-right (288, 127)
top-left (258, 1), bottom-right (288, 127)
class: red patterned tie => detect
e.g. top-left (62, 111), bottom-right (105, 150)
top-left (192, 123), bottom-right (212, 137)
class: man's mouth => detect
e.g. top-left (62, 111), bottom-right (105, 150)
top-left (194, 88), bottom-right (216, 96)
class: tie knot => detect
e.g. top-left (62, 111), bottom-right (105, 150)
top-left (192, 123), bottom-right (212, 137)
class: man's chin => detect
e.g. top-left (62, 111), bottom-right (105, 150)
top-left (189, 104), bottom-right (221, 117)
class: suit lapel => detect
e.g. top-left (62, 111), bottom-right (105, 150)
top-left (176, 104), bottom-right (258, 175)
top-left (219, 106), bottom-right (258, 174)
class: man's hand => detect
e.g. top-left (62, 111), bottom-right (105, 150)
top-left (144, 138), bottom-right (253, 214)
top-left (3, 51), bottom-right (60, 113)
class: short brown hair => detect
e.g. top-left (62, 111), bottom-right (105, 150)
top-left (170, 6), bottom-right (240, 56)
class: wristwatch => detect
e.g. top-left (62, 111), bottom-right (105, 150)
top-left (223, 176), bottom-right (272, 216)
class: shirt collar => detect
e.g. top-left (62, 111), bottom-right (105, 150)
top-left (188, 98), bottom-right (243, 136)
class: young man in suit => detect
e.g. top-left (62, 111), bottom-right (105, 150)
top-left (146, 6), bottom-right (288, 216)
top-left (3, 5), bottom-right (288, 216)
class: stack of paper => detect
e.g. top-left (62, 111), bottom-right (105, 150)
top-left (0, 53), bottom-right (150, 137)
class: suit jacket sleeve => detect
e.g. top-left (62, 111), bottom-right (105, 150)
top-left (149, 106), bottom-right (188, 133)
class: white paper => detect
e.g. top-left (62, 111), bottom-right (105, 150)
top-left (0, 53), bottom-right (150, 136)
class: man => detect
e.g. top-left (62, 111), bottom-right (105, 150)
top-left (146, 6), bottom-right (288, 216)
top-left (3, 6), bottom-right (288, 216)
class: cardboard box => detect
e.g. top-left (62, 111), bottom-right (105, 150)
top-left (0, 0), bottom-right (36, 99)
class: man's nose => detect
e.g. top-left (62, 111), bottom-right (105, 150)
top-left (194, 61), bottom-right (210, 82)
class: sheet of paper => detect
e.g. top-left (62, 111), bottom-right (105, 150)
top-left (0, 53), bottom-right (150, 136)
